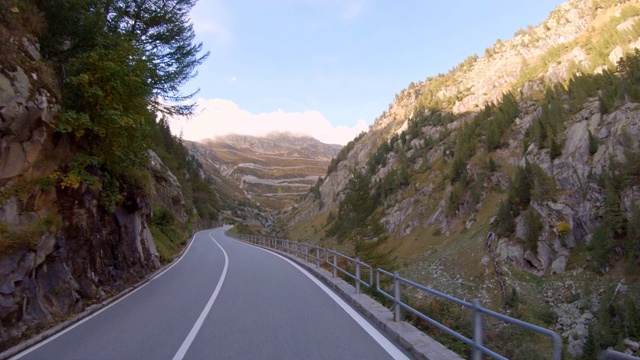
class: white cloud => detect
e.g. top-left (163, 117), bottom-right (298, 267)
top-left (227, 76), bottom-right (237, 84)
top-left (169, 98), bottom-right (368, 145)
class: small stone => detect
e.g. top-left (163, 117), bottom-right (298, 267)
top-left (573, 323), bottom-right (588, 338)
top-left (624, 338), bottom-right (640, 352)
top-left (20, 37), bottom-right (40, 61)
top-left (581, 312), bottom-right (594, 322)
top-left (551, 256), bottom-right (568, 274)
top-left (0, 281), bottom-right (15, 295)
top-left (568, 339), bottom-right (585, 357)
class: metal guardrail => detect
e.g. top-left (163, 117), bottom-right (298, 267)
top-left (231, 232), bottom-right (564, 360)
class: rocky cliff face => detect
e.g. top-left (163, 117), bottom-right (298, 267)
top-left (282, 1), bottom-right (640, 357)
top-left (0, 35), bottom-right (167, 350)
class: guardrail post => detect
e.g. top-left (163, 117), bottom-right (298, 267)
top-left (394, 271), bottom-right (401, 321)
top-left (472, 299), bottom-right (484, 360)
top-left (304, 244), bottom-right (308, 262)
top-left (369, 267), bottom-right (373, 288)
top-left (332, 250), bottom-right (337, 278)
top-left (355, 257), bottom-right (361, 294)
top-left (315, 247), bottom-right (320, 268)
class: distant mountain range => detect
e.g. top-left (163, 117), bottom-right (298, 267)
top-left (187, 133), bottom-right (342, 216)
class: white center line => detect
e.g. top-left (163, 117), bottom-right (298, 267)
top-left (172, 232), bottom-right (229, 360)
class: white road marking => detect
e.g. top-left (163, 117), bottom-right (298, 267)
top-left (237, 239), bottom-right (410, 360)
top-left (172, 231), bottom-right (229, 360)
top-left (9, 230), bottom-right (205, 360)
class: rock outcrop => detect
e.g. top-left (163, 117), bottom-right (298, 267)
top-left (0, 35), bottom-right (162, 351)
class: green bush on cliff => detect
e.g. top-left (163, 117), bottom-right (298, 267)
top-left (36, 0), bottom-right (208, 197)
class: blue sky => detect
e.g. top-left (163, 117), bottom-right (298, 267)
top-left (171, 0), bottom-right (565, 144)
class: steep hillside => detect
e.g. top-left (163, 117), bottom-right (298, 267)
top-left (280, 0), bottom-right (640, 357)
top-left (188, 133), bottom-right (341, 213)
top-left (0, 1), bottom-right (220, 351)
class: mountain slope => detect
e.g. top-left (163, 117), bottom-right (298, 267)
top-left (279, 1), bottom-right (640, 358)
top-left (187, 133), bottom-right (342, 213)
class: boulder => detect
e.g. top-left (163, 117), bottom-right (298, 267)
top-left (551, 256), bottom-right (568, 274)
top-left (497, 239), bottom-right (525, 269)
top-left (609, 46), bottom-right (624, 65)
top-left (624, 338), bottom-right (640, 352)
top-left (568, 339), bottom-right (585, 357)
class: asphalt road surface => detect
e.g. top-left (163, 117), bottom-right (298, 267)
top-left (12, 226), bottom-right (409, 360)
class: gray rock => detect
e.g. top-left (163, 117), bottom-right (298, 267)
top-left (524, 250), bottom-right (544, 272)
top-left (573, 323), bottom-right (588, 338)
top-left (609, 46), bottom-right (624, 64)
top-left (0, 73), bottom-right (15, 100)
top-left (0, 281), bottom-right (15, 295)
top-left (515, 215), bottom-right (528, 240)
top-left (497, 239), bottom-right (525, 269)
top-left (0, 142), bottom-right (27, 179)
top-left (20, 37), bottom-right (40, 61)
top-left (551, 256), bottom-right (568, 274)
top-left (581, 311), bottom-right (594, 322)
top-left (568, 339), bottom-right (585, 357)
top-left (34, 234), bottom-right (57, 269)
top-left (624, 338), bottom-right (640, 352)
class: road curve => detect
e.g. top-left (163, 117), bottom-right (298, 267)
top-left (12, 226), bottom-right (408, 360)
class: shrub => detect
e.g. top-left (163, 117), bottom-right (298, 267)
top-left (556, 221), bottom-right (571, 236)
top-left (588, 130), bottom-right (599, 155)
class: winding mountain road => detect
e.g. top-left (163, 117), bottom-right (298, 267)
top-left (12, 226), bottom-right (408, 360)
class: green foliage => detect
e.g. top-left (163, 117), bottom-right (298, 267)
top-left (0, 214), bottom-right (61, 255)
top-left (582, 286), bottom-right (640, 357)
top-left (449, 116), bottom-right (481, 183)
top-left (556, 221), bottom-right (571, 236)
top-left (495, 199), bottom-right (516, 237)
top-left (526, 87), bottom-right (566, 158)
top-left (587, 9), bottom-right (640, 69)
top-left (374, 163), bottom-right (410, 200)
top-left (409, 298), bottom-right (471, 358)
top-left (506, 287), bottom-right (521, 309)
top-left (486, 157), bottom-right (499, 173)
top-left (523, 208), bottom-right (542, 249)
top-left (529, 163), bottom-right (557, 202)
top-left (627, 204), bottom-right (640, 267)
top-left (619, 49), bottom-right (640, 102)
top-left (588, 130), bottom-right (599, 155)
top-left (485, 92), bottom-right (520, 152)
top-left (99, 172), bottom-right (122, 212)
top-left (55, 37), bottom-right (153, 180)
top-left (602, 171), bottom-right (626, 238)
top-left (368, 141), bottom-right (391, 174)
top-left (30, 0), bottom-right (217, 231)
top-left (149, 117), bottom-right (220, 226)
top-left (589, 224), bottom-right (614, 272)
top-left (40, 0), bottom-right (208, 116)
top-left (510, 163), bottom-right (533, 212)
top-left (152, 206), bottom-right (176, 229)
top-left (531, 303), bottom-right (557, 326)
top-left (326, 170), bottom-right (378, 241)
top-left (309, 177), bottom-right (323, 200)
top-left (446, 180), bottom-right (466, 217)
top-left (494, 162), bottom-right (554, 239)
